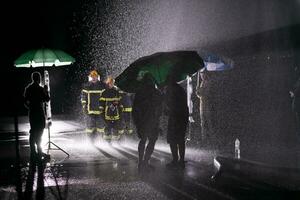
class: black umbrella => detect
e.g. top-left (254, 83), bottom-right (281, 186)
top-left (115, 51), bottom-right (204, 93)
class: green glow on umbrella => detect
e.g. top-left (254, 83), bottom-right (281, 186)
top-left (14, 48), bottom-right (75, 67)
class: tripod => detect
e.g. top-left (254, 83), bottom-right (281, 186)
top-left (45, 120), bottom-right (69, 157)
top-left (44, 70), bottom-right (69, 157)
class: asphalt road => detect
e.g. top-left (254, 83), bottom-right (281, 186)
top-left (0, 116), bottom-right (298, 200)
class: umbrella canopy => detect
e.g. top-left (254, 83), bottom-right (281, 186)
top-left (14, 48), bottom-right (75, 67)
top-left (115, 51), bottom-right (204, 92)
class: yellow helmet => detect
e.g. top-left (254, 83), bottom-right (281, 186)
top-left (105, 76), bottom-right (115, 85)
top-left (89, 70), bottom-right (99, 78)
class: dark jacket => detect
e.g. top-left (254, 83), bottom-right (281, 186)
top-left (100, 86), bottom-right (123, 121)
top-left (132, 82), bottom-right (162, 139)
top-left (120, 91), bottom-right (134, 113)
top-left (24, 82), bottom-right (50, 129)
top-left (166, 83), bottom-right (188, 142)
top-left (81, 81), bottom-right (106, 115)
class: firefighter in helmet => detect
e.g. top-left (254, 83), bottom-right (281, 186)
top-left (81, 70), bottom-right (106, 142)
top-left (100, 76), bottom-right (124, 141)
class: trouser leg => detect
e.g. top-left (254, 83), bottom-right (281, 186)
top-left (29, 132), bottom-right (37, 156)
top-left (144, 138), bottom-right (156, 163)
top-left (170, 143), bottom-right (179, 162)
top-left (96, 115), bottom-right (105, 135)
top-left (107, 122), bottom-right (113, 135)
top-left (138, 138), bottom-right (146, 163)
top-left (85, 115), bottom-right (96, 141)
top-left (36, 130), bottom-right (43, 155)
top-left (103, 121), bottom-right (113, 141)
top-left (178, 140), bottom-right (185, 162)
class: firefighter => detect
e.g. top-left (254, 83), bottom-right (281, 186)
top-left (100, 76), bottom-right (123, 141)
top-left (81, 70), bottom-right (106, 142)
top-left (120, 91), bottom-right (134, 135)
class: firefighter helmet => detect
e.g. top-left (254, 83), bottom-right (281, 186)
top-left (105, 76), bottom-right (115, 85)
top-left (89, 70), bottom-right (99, 78)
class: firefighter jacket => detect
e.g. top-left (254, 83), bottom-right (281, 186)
top-left (100, 86), bottom-right (123, 121)
top-left (81, 81), bottom-right (106, 115)
top-left (120, 91), bottom-right (134, 113)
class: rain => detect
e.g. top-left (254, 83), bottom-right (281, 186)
top-left (1, 0), bottom-right (300, 199)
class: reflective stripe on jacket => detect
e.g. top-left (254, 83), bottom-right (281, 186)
top-left (100, 86), bottom-right (123, 121)
top-left (81, 82), bottom-right (106, 115)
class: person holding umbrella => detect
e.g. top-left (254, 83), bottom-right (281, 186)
top-left (24, 72), bottom-right (50, 162)
top-left (132, 73), bottom-right (163, 171)
top-left (165, 74), bottom-right (189, 169)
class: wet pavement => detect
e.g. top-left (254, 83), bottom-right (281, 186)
top-left (0, 116), bottom-right (299, 200)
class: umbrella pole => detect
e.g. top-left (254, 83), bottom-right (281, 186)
top-left (186, 76), bottom-right (194, 143)
top-left (44, 70), bottom-right (69, 157)
top-left (196, 71), bottom-right (204, 141)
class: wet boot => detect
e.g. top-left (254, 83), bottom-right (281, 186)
top-left (138, 139), bottom-right (146, 171)
top-left (166, 143), bottom-right (179, 169)
top-left (178, 141), bottom-right (186, 169)
top-left (143, 140), bottom-right (156, 171)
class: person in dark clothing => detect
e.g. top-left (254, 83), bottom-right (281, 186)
top-left (132, 73), bottom-right (162, 171)
top-left (81, 70), bottom-right (107, 141)
top-left (120, 91), bottom-right (134, 135)
top-left (100, 76), bottom-right (123, 141)
top-left (24, 72), bottom-right (50, 161)
top-left (165, 75), bottom-right (189, 169)
top-left (290, 75), bottom-right (300, 133)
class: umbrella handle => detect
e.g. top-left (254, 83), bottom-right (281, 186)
top-left (44, 70), bottom-right (52, 124)
top-left (196, 71), bottom-right (200, 88)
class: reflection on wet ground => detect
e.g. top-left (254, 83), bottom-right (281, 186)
top-left (0, 117), bottom-right (299, 200)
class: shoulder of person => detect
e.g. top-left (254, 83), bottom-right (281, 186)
top-left (24, 83), bottom-right (32, 91)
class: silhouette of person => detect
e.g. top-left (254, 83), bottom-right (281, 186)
top-left (132, 73), bottom-right (162, 171)
top-left (196, 68), bottom-right (211, 140)
top-left (165, 75), bottom-right (189, 169)
top-left (24, 72), bottom-right (50, 161)
top-left (290, 75), bottom-right (300, 133)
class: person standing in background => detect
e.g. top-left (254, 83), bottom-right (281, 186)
top-left (165, 75), bottom-right (189, 169)
top-left (24, 72), bottom-right (50, 162)
top-left (132, 73), bottom-right (162, 171)
top-left (81, 70), bottom-right (106, 142)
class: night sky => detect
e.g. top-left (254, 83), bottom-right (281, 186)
top-left (1, 0), bottom-right (300, 117)
top-left (0, 0), bottom-right (81, 116)
top-left (3, 0), bottom-right (299, 70)
top-left (2, 0), bottom-right (79, 68)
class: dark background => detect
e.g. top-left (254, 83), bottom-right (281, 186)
top-left (0, 0), bottom-right (82, 116)
top-left (1, 0), bottom-right (300, 166)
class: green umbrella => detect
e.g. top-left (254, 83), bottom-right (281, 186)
top-left (14, 48), bottom-right (75, 67)
top-left (115, 51), bottom-right (204, 92)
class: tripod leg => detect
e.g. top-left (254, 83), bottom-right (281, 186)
top-left (46, 126), bottom-right (70, 157)
top-left (50, 142), bottom-right (70, 157)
